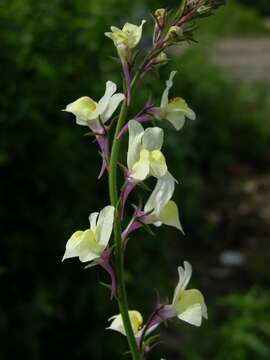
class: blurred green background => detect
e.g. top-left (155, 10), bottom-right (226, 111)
top-left (1, 0), bottom-right (270, 359)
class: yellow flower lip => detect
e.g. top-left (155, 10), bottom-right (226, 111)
top-left (150, 150), bottom-right (163, 161)
top-left (131, 311), bottom-right (144, 332)
top-left (65, 96), bottom-right (97, 122)
top-left (107, 310), bottom-right (144, 337)
top-left (168, 97), bottom-right (188, 108)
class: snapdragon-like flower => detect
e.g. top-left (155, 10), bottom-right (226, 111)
top-left (64, 81), bottom-right (124, 131)
top-left (142, 173), bottom-right (182, 231)
top-left (127, 120), bottom-right (168, 182)
top-left (107, 311), bottom-right (144, 337)
top-left (64, 81), bottom-right (124, 177)
top-left (122, 173), bottom-right (182, 240)
top-left (105, 20), bottom-right (146, 62)
top-left (170, 261), bottom-right (208, 326)
top-left (152, 262), bottom-right (208, 327)
top-left (105, 20), bottom-right (146, 104)
top-left (154, 71), bottom-right (196, 130)
top-left (62, 205), bottom-right (115, 263)
top-left (107, 310), bottom-right (158, 350)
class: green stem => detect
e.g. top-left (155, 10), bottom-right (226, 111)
top-left (109, 100), bottom-right (142, 360)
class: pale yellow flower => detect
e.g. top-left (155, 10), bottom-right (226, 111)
top-left (62, 206), bottom-right (114, 263)
top-left (127, 120), bottom-right (168, 182)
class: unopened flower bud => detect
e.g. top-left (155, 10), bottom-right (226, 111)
top-left (155, 52), bottom-right (168, 67)
top-left (197, 5), bottom-right (212, 14)
top-left (165, 26), bottom-right (183, 44)
top-left (155, 8), bottom-right (166, 22)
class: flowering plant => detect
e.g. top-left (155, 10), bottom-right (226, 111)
top-left (62, 1), bottom-right (225, 358)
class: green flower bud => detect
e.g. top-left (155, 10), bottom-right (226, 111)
top-left (197, 5), bottom-right (212, 14)
top-left (165, 26), bottom-right (183, 44)
top-left (155, 52), bottom-right (168, 66)
top-left (154, 8), bottom-right (166, 20)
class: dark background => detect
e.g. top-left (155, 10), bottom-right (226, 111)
top-left (1, 0), bottom-right (270, 359)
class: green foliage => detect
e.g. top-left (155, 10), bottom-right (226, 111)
top-left (197, 0), bottom-right (269, 37)
top-left (218, 288), bottom-right (270, 359)
top-left (239, 0), bottom-right (270, 16)
top-left (180, 288), bottom-right (270, 359)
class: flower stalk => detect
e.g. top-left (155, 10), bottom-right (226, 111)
top-left (62, 1), bottom-right (226, 358)
top-left (109, 100), bottom-right (142, 359)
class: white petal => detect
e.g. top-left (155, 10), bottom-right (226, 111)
top-left (77, 229), bottom-right (103, 262)
top-left (177, 303), bottom-right (203, 327)
top-left (111, 26), bottom-right (122, 32)
top-left (158, 200), bottom-right (183, 231)
top-left (95, 205), bottom-right (115, 247)
top-left (144, 173), bottom-right (175, 215)
top-left (122, 20), bottom-right (146, 48)
top-left (107, 314), bottom-right (126, 335)
top-left (172, 261), bottom-right (192, 304)
top-left (96, 81), bottom-right (117, 117)
top-left (185, 107), bottom-right (196, 120)
top-left (107, 311), bottom-right (143, 336)
top-left (62, 230), bottom-right (84, 261)
top-left (175, 289), bottom-right (207, 326)
top-left (160, 71), bottom-right (177, 108)
top-left (131, 152), bottom-right (150, 181)
top-left (166, 111), bottom-right (186, 131)
top-left (89, 212), bottom-right (99, 231)
top-left (142, 127), bottom-right (164, 151)
top-left (79, 251), bottom-right (100, 263)
top-left (102, 93), bottom-right (125, 122)
top-left (127, 120), bottom-right (144, 170)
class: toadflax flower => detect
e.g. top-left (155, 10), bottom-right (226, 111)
top-left (62, 205), bottom-right (116, 298)
top-left (64, 81), bottom-right (124, 130)
top-left (64, 81), bottom-right (125, 178)
top-left (107, 311), bottom-right (144, 337)
top-left (122, 173), bottom-right (182, 240)
top-left (142, 173), bottom-right (182, 231)
top-left (107, 310), bottom-right (158, 351)
top-left (120, 119), bottom-right (169, 215)
top-left (62, 205), bottom-right (115, 263)
top-left (105, 20), bottom-right (146, 62)
top-left (151, 262), bottom-right (208, 327)
top-left (105, 20), bottom-right (146, 104)
top-left (127, 120), bottom-right (168, 182)
top-left (152, 71), bottom-right (196, 131)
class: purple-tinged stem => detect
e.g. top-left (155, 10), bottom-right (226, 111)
top-left (96, 135), bottom-right (109, 179)
top-left (120, 180), bottom-right (136, 218)
top-left (138, 304), bottom-right (165, 352)
top-left (122, 220), bottom-right (142, 242)
top-left (177, 7), bottom-right (198, 26)
top-left (148, 304), bottom-right (176, 328)
top-left (98, 249), bottom-right (117, 299)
